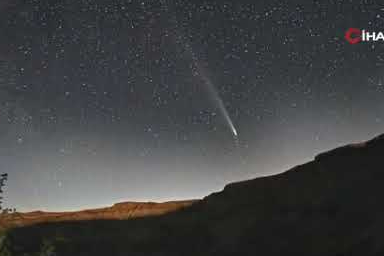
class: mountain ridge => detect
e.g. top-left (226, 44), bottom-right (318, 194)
top-left (0, 200), bottom-right (196, 230)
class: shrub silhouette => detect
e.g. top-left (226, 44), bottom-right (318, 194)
top-left (0, 174), bottom-right (10, 214)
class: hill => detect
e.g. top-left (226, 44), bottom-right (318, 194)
top-left (0, 200), bottom-right (196, 230)
top-left (1, 134), bottom-right (384, 255)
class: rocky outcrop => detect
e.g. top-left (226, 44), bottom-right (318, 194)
top-left (0, 200), bottom-right (196, 230)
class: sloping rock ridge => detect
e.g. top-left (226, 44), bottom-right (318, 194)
top-left (0, 200), bottom-right (197, 230)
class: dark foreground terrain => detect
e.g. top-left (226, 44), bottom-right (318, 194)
top-left (2, 134), bottom-right (384, 256)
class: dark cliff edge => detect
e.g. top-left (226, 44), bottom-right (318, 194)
top-left (1, 134), bottom-right (384, 256)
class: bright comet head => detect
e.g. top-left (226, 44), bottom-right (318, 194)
top-left (232, 127), bottom-right (238, 137)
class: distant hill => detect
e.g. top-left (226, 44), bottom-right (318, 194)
top-left (0, 200), bottom-right (196, 230)
top-left (1, 134), bottom-right (384, 256)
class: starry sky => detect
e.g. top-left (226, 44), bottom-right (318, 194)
top-left (1, 0), bottom-right (384, 212)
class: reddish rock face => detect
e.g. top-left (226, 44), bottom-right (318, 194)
top-left (0, 200), bottom-right (197, 230)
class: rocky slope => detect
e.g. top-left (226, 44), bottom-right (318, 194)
top-left (2, 134), bottom-right (384, 256)
top-left (0, 200), bottom-right (196, 230)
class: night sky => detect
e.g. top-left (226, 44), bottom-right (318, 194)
top-left (1, 0), bottom-right (384, 212)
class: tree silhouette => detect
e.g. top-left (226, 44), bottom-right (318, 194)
top-left (0, 173), bottom-right (9, 214)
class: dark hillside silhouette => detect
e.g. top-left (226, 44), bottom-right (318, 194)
top-left (2, 134), bottom-right (384, 256)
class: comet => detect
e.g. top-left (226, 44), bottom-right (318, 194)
top-left (186, 44), bottom-right (238, 137)
top-left (201, 70), bottom-right (238, 137)
top-left (160, 0), bottom-right (238, 137)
